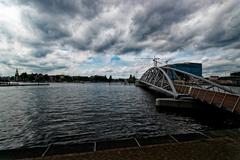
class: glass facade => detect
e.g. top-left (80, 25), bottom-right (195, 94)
top-left (167, 63), bottom-right (202, 77)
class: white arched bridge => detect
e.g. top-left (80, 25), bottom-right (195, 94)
top-left (138, 66), bottom-right (240, 114)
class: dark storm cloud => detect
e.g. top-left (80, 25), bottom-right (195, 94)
top-left (18, 0), bottom-right (102, 19)
top-left (0, 59), bottom-right (12, 67)
top-left (17, 0), bottom-right (240, 54)
top-left (93, 36), bottom-right (118, 53)
top-left (22, 10), bottom-right (71, 41)
top-left (0, 0), bottom-right (240, 76)
top-left (120, 46), bottom-right (143, 54)
top-left (8, 55), bottom-right (69, 72)
top-left (31, 49), bottom-right (52, 58)
top-left (18, 63), bottom-right (67, 72)
top-left (205, 64), bottom-right (240, 74)
top-left (130, 0), bottom-right (240, 52)
top-left (8, 0), bottom-right (240, 54)
top-left (0, 54), bottom-right (66, 72)
top-left (131, 0), bottom-right (196, 41)
top-left (197, 2), bottom-right (240, 50)
top-left (33, 21), bottom-right (71, 40)
top-left (16, 0), bottom-right (104, 53)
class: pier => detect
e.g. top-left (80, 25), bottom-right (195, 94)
top-left (155, 97), bottom-right (202, 109)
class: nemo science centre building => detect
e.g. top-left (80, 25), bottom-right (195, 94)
top-left (166, 62), bottom-right (202, 77)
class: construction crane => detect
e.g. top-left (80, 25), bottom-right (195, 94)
top-left (137, 57), bottom-right (161, 67)
top-left (164, 58), bottom-right (172, 65)
top-left (137, 57), bottom-right (172, 67)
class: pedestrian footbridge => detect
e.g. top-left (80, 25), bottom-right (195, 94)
top-left (137, 66), bottom-right (240, 114)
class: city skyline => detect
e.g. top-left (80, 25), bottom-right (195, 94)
top-left (0, 0), bottom-right (239, 77)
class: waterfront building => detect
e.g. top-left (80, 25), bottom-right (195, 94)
top-left (218, 71), bottom-right (240, 86)
top-left (166, 62), bottom-right (202, 77)
top-left (209, 76), bottom-right (219, 81)
top-left (230, 72), bottom-right (240, 77)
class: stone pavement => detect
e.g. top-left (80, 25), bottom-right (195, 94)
top-left (24, 130), bottom-right (240, 160)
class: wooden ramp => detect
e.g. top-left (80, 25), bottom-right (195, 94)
top-left (175, 85), bottom-right (240, 114)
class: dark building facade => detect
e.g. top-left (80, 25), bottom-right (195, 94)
top-left (166, 62), bottom-right (202, 77)
top-left (218, 71), bottom-right (240, 86)
top-left (230, 72), bottom-right (240, 77)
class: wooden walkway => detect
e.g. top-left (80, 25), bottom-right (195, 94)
top-left (175, 85), bottom-right (240, 114)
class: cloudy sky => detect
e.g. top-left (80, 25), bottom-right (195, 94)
top-left (0, 0), bottom-right (239, 78)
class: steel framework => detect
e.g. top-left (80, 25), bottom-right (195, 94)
top-left (139, 66), bottom-right (236, 98)
top-left (139, 66), bottom-right (240, 114)
top-left (139, 67), bottom-right (179, 98)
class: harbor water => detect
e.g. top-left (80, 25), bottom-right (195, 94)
top-left (0, 83), bottom-right (239, 150)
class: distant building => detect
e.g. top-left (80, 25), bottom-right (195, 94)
top-left (90, 75), bottom-right (108, 82)
top-left (209, 76), bottom-right (219, 81)
top-left (166, 62), bottom-right (202, 77)
top-left (15, 68), bottom-right (19, 82)
top-left (218, 71), bottom-right (240, 86)
top-left (230, 72), bottom-right (240, 77)
top-left (209, 71), bottom-right (240, 86)
top-left (128, 74), bottom-right (136, 83)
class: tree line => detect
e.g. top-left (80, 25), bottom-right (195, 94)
top-left (0, 72), bottom-right (136, 83)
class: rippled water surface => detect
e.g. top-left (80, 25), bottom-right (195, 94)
top-left (0, 83), bottom-right (239, 150)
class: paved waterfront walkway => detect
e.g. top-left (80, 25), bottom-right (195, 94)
top-left (24, 130), bottom-right (240, 160)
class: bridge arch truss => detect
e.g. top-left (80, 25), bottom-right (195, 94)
top-left (139, 67), bottom-right (178, 98)
top-left (139, 66), bottom-right (236, 98)
top-left (139, 66), bottom-right (240, 114)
